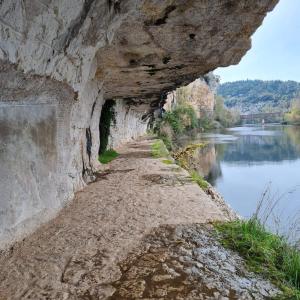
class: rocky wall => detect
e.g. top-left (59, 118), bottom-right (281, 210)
top-left (0, 62), bottom-right (76, 248)
top-left (0, 62), bottom-right (104, 248)
top-left (108, 100), bottom-right (149, 149)
top-left (164, 74), bottom-right (218, 118)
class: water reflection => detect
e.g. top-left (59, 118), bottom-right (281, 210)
top-left (179, 125), bottom-right (300, 238)
top-left (186, 125), bottom-right (300, 180)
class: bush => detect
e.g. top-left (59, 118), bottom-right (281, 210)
top-left (284, 99), bottom-right (300, 125)
top-left (214, 95), bottom-right (241, 127)
top-left (155, 104), bottom-right (198, 134)
top-left (162, 104), bottom-right (198, 134)
top-left (198, 113), bottom-right (215, 130)
top-left (154, 104), bottom-right (199, 151)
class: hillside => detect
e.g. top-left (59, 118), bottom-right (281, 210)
top-left (218, 80), bottom-right (300, 114)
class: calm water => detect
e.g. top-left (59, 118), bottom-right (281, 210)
top-left (182, 125), bottom-right (300, 237)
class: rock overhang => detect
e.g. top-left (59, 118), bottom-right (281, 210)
top-left (96, 0), bottom-right (279, 102)
top-left (0, 0), bottom-right (279, 104)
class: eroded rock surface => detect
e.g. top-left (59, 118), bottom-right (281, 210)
top-left (0, 0), bottom-right (278, 246)
top-left (110, 224), bottom-right (280, 300)
top-left (0, 0), bottom-right (278, 98)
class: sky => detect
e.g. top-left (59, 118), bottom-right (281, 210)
top-left (215, 0), bottom-right (300, 83)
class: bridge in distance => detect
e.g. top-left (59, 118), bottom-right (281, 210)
top-left (240, 112), bottom-right (284, 123)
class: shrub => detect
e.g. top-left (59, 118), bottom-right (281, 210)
top-left (155, 104), bottom-right (198, 136)
top-left (284, 99), bottom-right (300, 125)
top-left (214, 95), bottom-right (241, 127)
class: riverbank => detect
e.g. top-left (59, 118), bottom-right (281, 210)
top-left (0, 137), bottom-right (280, 299)
top-left (167, 126), bottom-right (300, 299)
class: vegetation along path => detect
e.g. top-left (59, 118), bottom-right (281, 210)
top-left (0, 138), bottom-right (279, 299)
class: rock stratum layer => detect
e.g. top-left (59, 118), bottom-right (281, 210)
top-left (0, 0), bottom-right (278, 248)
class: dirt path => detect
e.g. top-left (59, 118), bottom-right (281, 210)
top-left (0, 138), bottom-right (233, 299)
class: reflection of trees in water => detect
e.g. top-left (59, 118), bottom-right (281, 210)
top-left (186, 144), bottom-right (218, 176)
top-left (177, 126), bottom-right (300, 185)
top-left (204, 144), bottom-right (224, 185)
top-left (176, 137), bottom-right (223, 185)
top-left (222, 129), bottom-right (300, 163)
top-left (187, 143), bottom-right (223, 185)
top-left (284, 126), bottom-right (300, 153)
top-left (205, 162), bottom-right (222, 186)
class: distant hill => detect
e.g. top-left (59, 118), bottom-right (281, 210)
top-left (218, 80), bottom-right (300, 114)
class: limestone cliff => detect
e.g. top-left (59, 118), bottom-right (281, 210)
top-left (164, 73), bottom-right (219, 117)
top-left (0, 0), bottom-right (278, 248)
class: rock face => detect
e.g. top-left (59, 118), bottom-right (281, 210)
top-left (0, 0), bottom-right (278, 248)
top-left (108, 100), bottom-right (149, 149)
top-left (164, 74), bottom-right (218, 117)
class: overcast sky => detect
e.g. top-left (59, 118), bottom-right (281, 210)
top-left (215, 0), bottom-right (300, 83)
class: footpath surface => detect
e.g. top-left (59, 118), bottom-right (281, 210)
top-left (0, 138), bottom-right (278, 299)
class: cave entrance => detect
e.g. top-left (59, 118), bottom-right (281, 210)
top-left (99, 99), bottom-right (115, 154)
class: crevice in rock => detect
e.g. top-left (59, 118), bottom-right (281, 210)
top-left (108, 0), bottom-right (121, 14)
top-left (63, 0), bottom-right (96, 52)
top-left (189, 33), bottom-right (196, 40)
top-left (82, 146), bottom-right (86, 178)
top-left (86, 127), bottom-right (92, 163)
top-left (162, 56), bottom-right (171, 64)
top-left (91, 101), bottom-right (96, 117)
top-left (151, 5), bottom-right (177, 26)
top-left (99, 99), bottom-right (115, 154)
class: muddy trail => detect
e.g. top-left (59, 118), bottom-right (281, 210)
top-left (0, 138), bottom-right (278, 299)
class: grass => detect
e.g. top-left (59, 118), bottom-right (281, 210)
top-left (98, 149), bottom-right (119, 164)
top-left (159, 134), bottom-right (173, 151)
top-left (151, 140), bottom-right (169, 158)
top-left (162, 159), bottom-right (173, 165)
top-left (190, 170), bottom-right (209, 190)
top-left (215, 219), bottom-right (300, 299)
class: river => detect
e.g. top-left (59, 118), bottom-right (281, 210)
top-left (180, 124), bottom-right (300, 240)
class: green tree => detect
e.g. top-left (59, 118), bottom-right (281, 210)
top-left (218, 80), bottom-right (300, 114)
top-left (214, 95), bottom-right (241, 127)
top-left (284, 98), bottom-right (300, 125)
